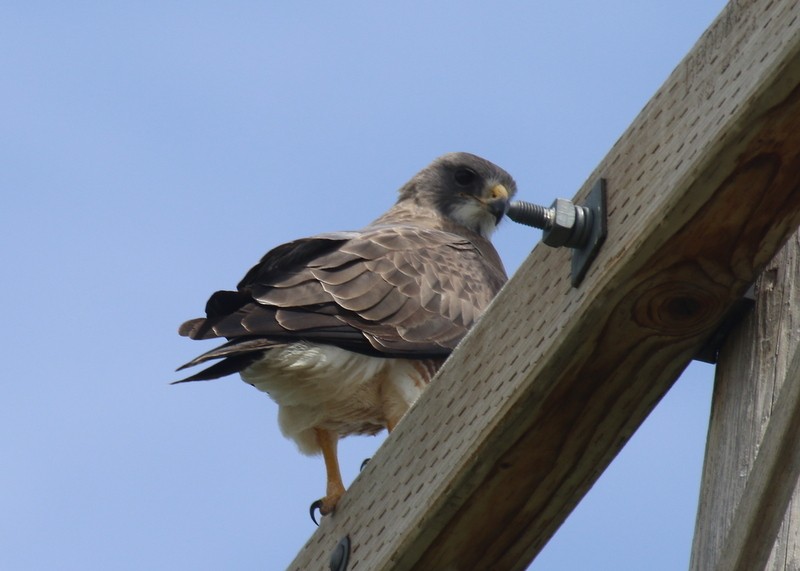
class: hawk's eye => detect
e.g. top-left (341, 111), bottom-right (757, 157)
top-left (454, 168), bottom-right (477, 186)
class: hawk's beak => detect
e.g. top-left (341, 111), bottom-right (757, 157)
top-left (485, 184), bottom-right (510, 224)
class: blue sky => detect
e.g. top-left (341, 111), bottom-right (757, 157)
top-left (2, 2), bottom-right (727, 569)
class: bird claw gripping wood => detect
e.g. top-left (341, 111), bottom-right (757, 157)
top-left (310, 499), bottom-right (324, 526)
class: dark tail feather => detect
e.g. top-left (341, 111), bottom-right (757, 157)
top-left (173, 337), bottom-right (282, 383)
top-left (176, 338), bottom-right (278, 370)
top-left (179, 290), bottom-right (253, 339)
top-left (178, 318), bottom-right (206, 338)
top-left (172, 354), bottom-right (262, 383)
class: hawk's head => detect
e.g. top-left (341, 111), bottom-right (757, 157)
top-left (397, 152), bottom-right (518, 238)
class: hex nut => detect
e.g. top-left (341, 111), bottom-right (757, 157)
top-left (542, 198), bottom-right (577, 247)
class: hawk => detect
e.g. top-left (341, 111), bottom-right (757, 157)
top-left (176, 152), bottom-right (516, 522)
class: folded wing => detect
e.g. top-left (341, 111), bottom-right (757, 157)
top-left (176, 226), bottom-right (506, 381)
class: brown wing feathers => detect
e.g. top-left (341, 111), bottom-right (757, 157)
top-left (177, 226), bottom-right (505, 381)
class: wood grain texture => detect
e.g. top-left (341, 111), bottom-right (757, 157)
top-left (690, 233), bottom-right (800, 571)
top-left (289, 1), bottom-right (800, 569)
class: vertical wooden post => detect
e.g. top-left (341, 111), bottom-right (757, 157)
top-left (690, 232), bottom-right (800, 571)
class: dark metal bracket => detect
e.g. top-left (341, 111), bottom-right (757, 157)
top-left (693, 284), bottom-right (756, 364)
top-left (506, 178), bottom-right (608, 287)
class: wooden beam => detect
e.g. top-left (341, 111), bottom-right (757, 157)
top-left (290, 1), bottom-right (800, 569)
top-left (690, 233), bottom-right (800, 571)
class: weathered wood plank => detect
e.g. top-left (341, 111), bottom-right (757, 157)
top-left (290, 1), bottom-right (800, 569)
top-left (690, 233), bottom-right (800, 571)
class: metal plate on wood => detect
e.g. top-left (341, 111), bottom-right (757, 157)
top-left (571, 178), bottom-right (608, 287)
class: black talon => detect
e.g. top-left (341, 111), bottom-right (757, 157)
top-left (360, 458), bottom-right (371, 471)
top-left (310, 499), bottom-right (323, 526)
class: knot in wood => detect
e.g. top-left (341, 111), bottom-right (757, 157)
top-left (634, 281), bottom-right (723, 335)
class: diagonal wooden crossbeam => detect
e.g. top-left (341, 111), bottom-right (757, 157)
top-left (289, 1), bottom-right (800, 569)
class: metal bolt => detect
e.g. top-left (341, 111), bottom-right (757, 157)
top-left (505, 178), bottom-right (607, 287)
top-left (506, 198), bottom-right (593, 249)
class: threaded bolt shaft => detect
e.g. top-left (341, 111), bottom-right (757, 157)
top-left (506, 200), bottom-right (554, 230)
